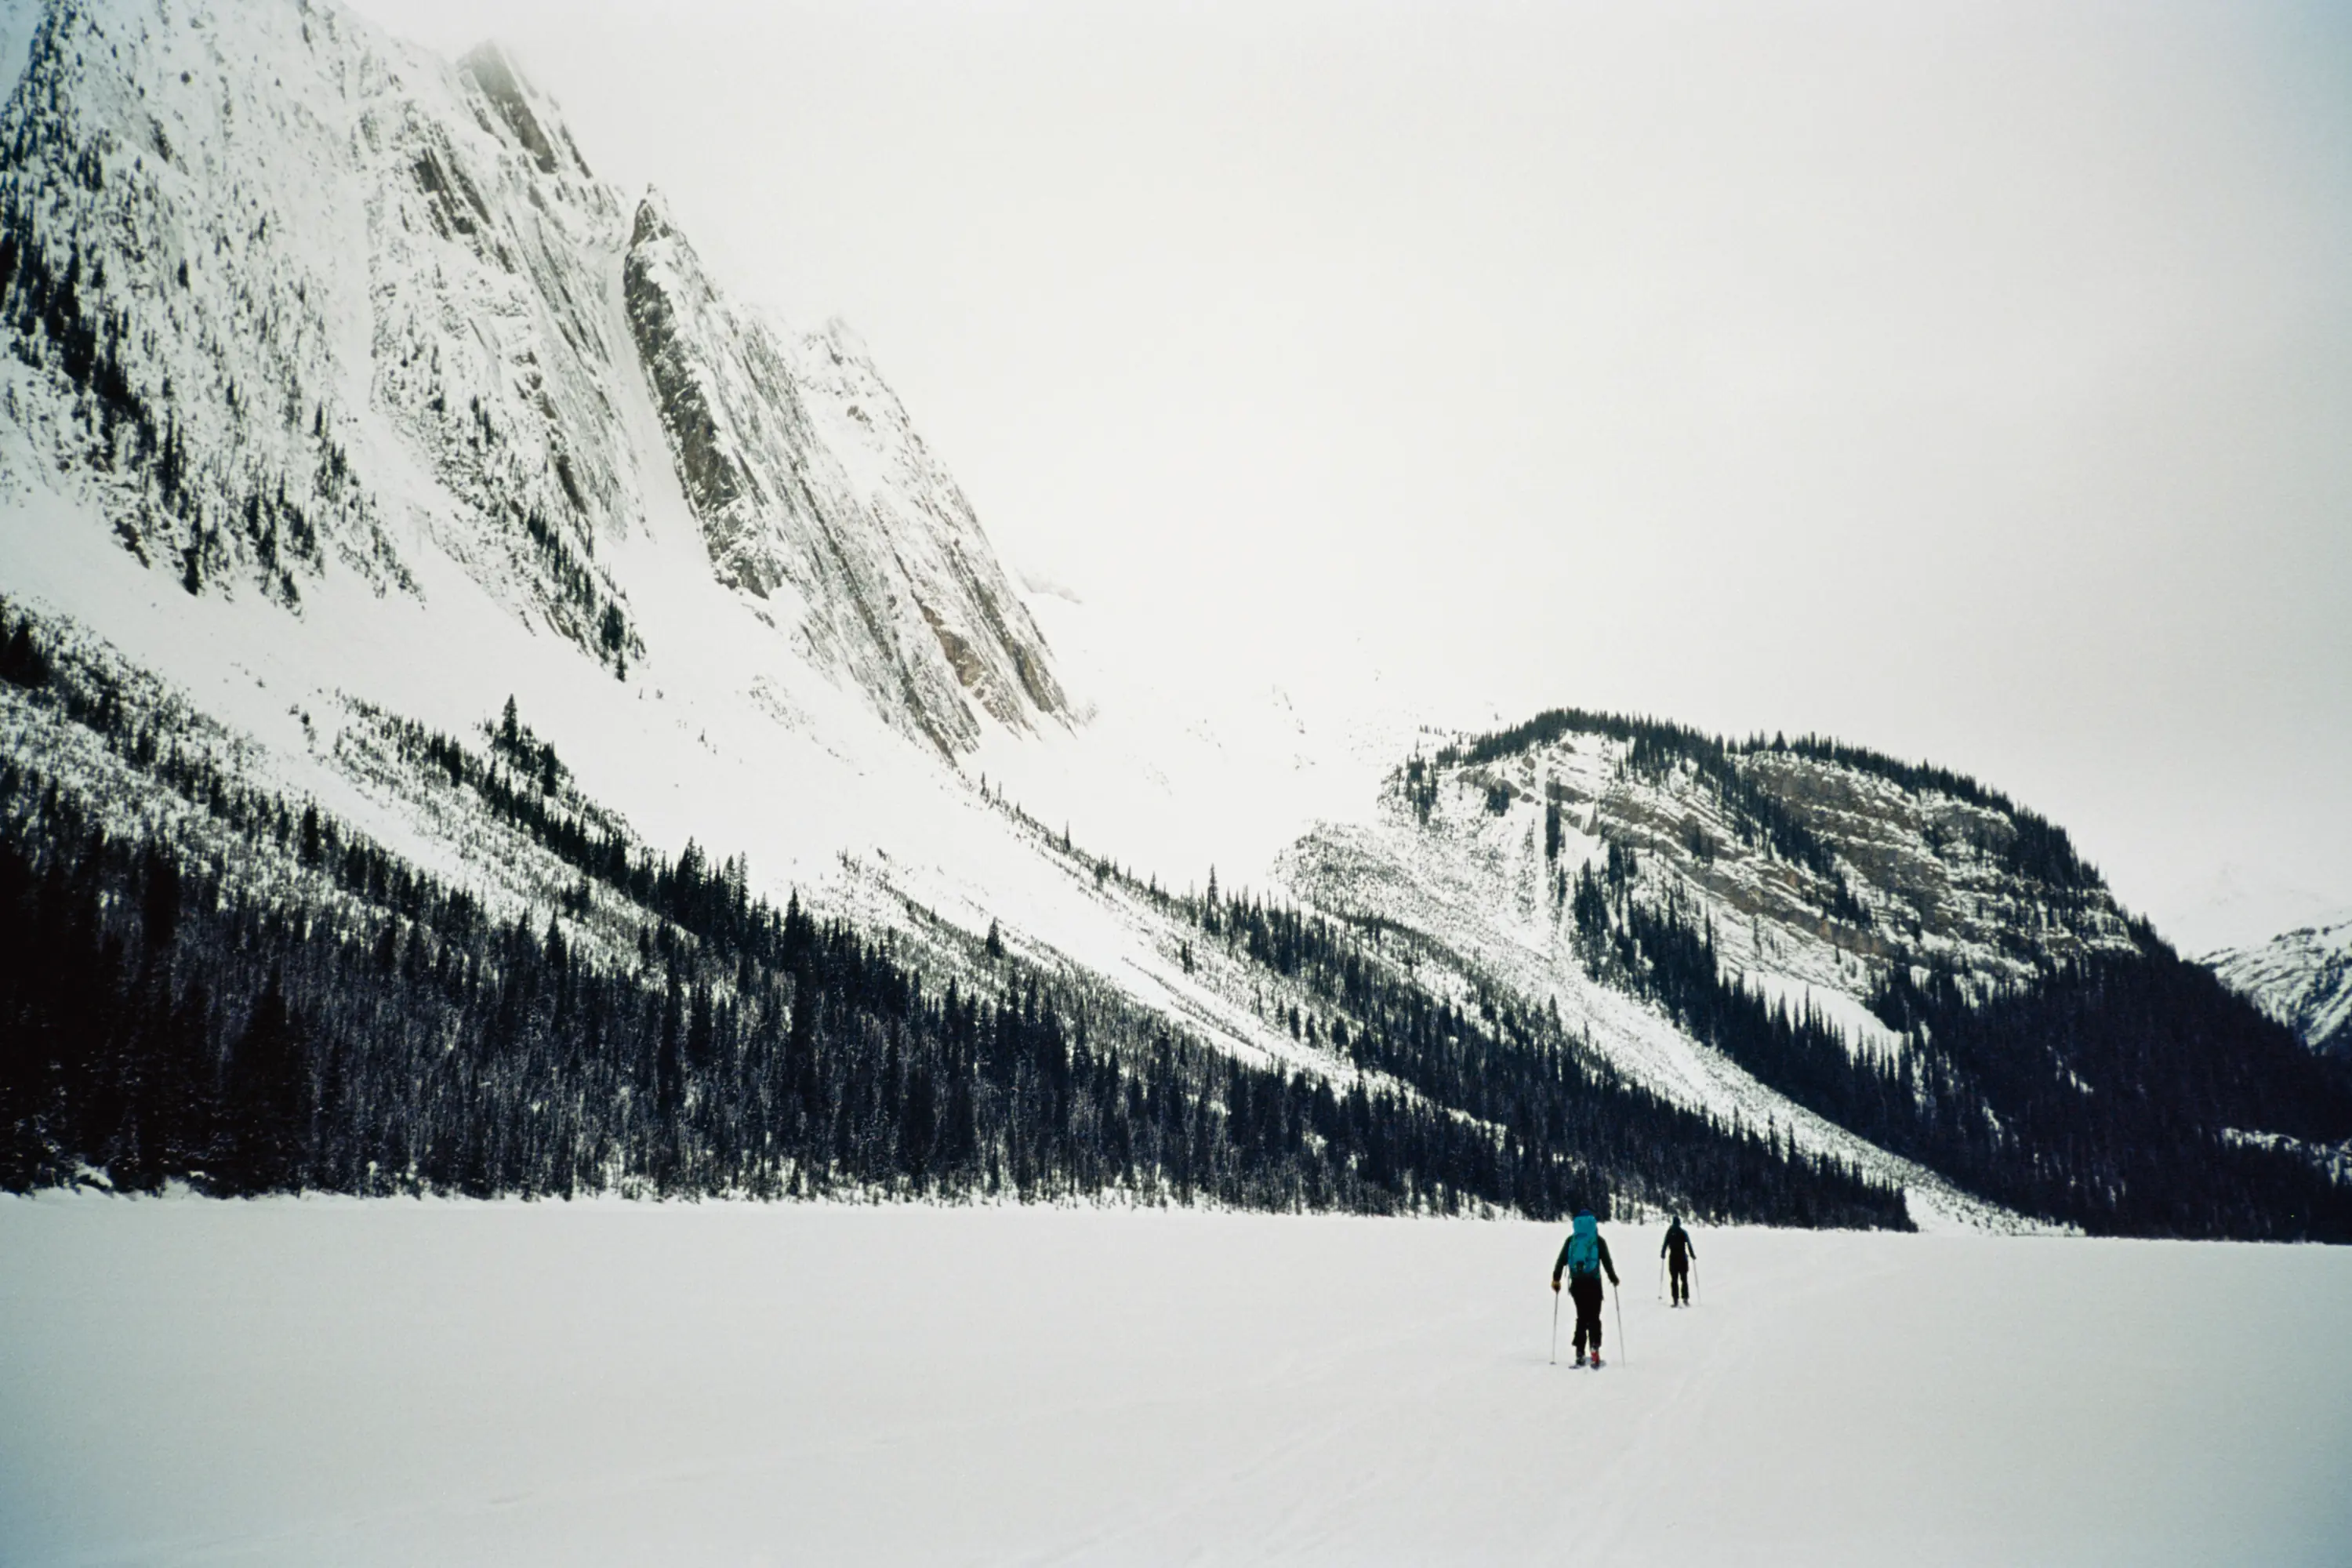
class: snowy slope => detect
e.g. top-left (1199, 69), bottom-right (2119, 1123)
top-left (1276, 719), bottom-right (2140, 1181)
top-left (1367, 719), bottom-right (2139, 1005)
top-left (5, 1196), bottom-right (2349, 1566)
top-left (0, 0), bottom-right (1353, 1135)
top-left (1280, 796), bottom-right (1930, 1192)
top-left (0, 0), bottom-right (1114, 969)
top-left (2209, 913), bottom-right (2352, 1057)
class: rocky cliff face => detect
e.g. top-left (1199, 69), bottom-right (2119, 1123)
top-left (1293, 711), bottom-right (2139, 1020)
top-left (622, 198), bottom-right (1061, 753)
top-left (0, 0), bottom-right (1058, 746)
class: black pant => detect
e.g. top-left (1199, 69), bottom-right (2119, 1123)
top-left (1668, 1258), bottom-right (1690, 1305)
top-left (1569, 1275), bottom-right (1606, 1355)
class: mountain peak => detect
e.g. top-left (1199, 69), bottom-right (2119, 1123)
top-left (457, 39), bottom-right (587, 180)
top-left (814, 315), bottom-right (873, 365)
top-left (630, 187), bottom-right (681, 248)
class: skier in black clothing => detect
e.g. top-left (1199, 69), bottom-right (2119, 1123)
top-left (1662, 1214), bottom-right (1696, 1306)
top-left (1550, 1210), bottom-right (1620, 1367)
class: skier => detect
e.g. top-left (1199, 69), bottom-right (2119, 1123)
top-left (1550, 1210), bottom-right (1620, 1367)
top-left (1662, 1214), bottom-right (1696, 1307)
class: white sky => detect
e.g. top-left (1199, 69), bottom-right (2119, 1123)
top-left (359, 0), bottom-right (2352, 953)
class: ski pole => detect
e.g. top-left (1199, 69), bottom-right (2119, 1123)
top-left (1550, 1288), bottom-right (1560, 1366)
top-left (1657, 1255), bottom-right (1666, 1303)
top-left (1613, 1279), bottom-right (1627, 1365)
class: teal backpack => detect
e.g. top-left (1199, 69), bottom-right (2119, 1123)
top-left (1564, 1212), bottom-right (1601, 1280)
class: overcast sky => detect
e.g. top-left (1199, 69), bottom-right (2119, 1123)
top-left (362, 0), bottom-right (2352, 951)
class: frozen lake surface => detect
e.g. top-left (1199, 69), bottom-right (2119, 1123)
top-left (4, 1197), bottom-right (2349, 1565)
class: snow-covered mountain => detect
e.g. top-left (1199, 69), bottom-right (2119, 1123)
top-left (1267, 709), bottom-right (2352, 1232)
top-left (2, 0), bottom-right (2345, 1240)
top-left (2209, 916), bottom-right (2352, 1058)
top-left (0, 0), bottom-right (1381, 1178)
top-left (1283, 713), bottom-right (2140, 1134)
top-left (0, 0), bottom-right (1055, 753)
top-left (1301, 711), bottom-right (2140, 1037)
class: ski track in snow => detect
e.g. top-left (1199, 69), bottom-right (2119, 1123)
top-left (3, 1196), bottom-right (2349, 1567)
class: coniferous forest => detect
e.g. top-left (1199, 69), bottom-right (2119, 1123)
top-left (1568, 854), bottom-right (2352, 1240)
top-left (20, 609), bottom-right (2346, 1240)
top-left (0, 615), bottom-right (1907, 1227)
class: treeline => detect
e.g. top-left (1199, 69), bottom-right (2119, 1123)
top-left (975, 792), bottom-right (1908, 1228)
top-left (1569, 857), bottom-right (2352, 1240)
top-left (0, 760), bottom-right (1890, 1226)
top-left (1434, 708), bottom-right (1846, 880)
top-left (0, 630), bottom-right (1909, 1225)
top-left (386, 702), bottom-right (773, 959)
top-left (1175, 877), bottom-right (1905, 1229)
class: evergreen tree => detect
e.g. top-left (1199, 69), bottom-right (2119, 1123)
top-left (216, 970), bottom-right (307, 1195)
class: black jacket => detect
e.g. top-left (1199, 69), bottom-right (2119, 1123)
top-left (1662, 1223), bottom-right (1695, 1265)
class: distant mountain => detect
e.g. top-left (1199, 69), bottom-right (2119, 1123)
top-left (2209, 917), bottom-right (2352, 1058)
top-left (1282, 710), bottom-right (2352, 1236)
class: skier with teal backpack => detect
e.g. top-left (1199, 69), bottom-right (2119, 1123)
top-left (1550, 1210), bottom-right (1621, 1367)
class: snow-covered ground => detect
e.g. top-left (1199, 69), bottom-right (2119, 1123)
top-left (3, 1199), bottom-right (2346, 1566)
